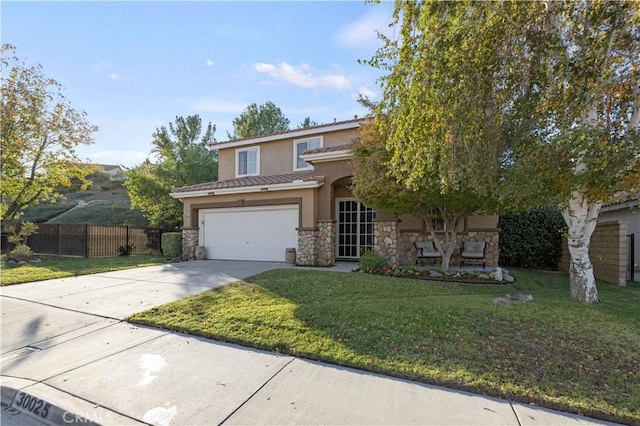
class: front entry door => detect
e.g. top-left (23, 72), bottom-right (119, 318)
top-left (336, 198), bottom-right (374, 259)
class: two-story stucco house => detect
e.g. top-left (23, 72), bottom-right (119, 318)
top-left (171, 118), bottom-right (500, 266)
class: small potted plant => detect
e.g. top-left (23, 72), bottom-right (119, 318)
top-left (10, 244), bottom-right (33, 262)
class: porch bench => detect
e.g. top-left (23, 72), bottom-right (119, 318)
top-left (460, 241), bottom-right (487, 269)
top-left (415, 241), bottom-right (441, 265)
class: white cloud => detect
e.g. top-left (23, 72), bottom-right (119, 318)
top-left (188, 98), bottom-right (247, 113)
top-left (253, 62), bottom-right (350, 91)
top-left (91, 61), bottom-right (110, 73)
top-left (334, 8), bottom-right (394, 50)
top-left (109, 73), bottom-right (122, 80)
top-left (353, 86), bottom-right (377, 100)
top-left (206, 59), bottom-right (214, 67)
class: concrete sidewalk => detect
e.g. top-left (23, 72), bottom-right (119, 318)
top-left (1, 261), bottom-right (615, 425)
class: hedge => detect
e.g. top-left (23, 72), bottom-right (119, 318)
top-left (161, 232), bottom-right (182, 258)
top-left (499, 208), bottom-right (565, 269)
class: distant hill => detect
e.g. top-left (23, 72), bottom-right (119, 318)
top-left (21, 169), bottom-right (149, 227)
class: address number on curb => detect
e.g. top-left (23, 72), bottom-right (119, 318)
top-left (14, 392), bottom-right (51, 418)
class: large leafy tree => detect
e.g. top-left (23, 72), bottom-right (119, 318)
top-left (125, 115), bottom-right (217, 227)
top-left (358, 2), bottom-right (524, 271)
top-left (369, 1), bottom-right (640, 303)
top-left (502, 1), bottom-right (640, 303)
top-left (297, 116), bottom-right (318, 129)
top-left (228, 101), bottom-right (290, 139)
top-left (353, 119), bottom-right (488, 271)
top-left (1, 44), bottom-right (97, 224)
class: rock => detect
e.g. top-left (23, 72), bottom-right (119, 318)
top-left (7, 259), bottom-right (17, 264)
top-left (495, 267), bottom-right (503, 281)
top-left (430, 271), bottom-right (442, 277)
top-left (18, 260), bottom-right (28, 265)
top-left (29, 258), bottom-right (42, 263)
top-left (479, 273), bottom-right (490, 279)
top-left (503, 274), bottom-right (515, 283)
top-left (493, 297), bottom-right (512, 307)
top-left (507, 293), bottom-right (533, 302)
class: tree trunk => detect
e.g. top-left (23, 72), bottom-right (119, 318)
top-left (562, 190), bottom-right (602, 304)
top-left (425, 210), bottom-right (459, 273)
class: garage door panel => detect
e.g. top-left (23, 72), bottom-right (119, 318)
top-left (200, 205), bottom-right (298, 262)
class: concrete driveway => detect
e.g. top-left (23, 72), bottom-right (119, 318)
top-left (1, 260), bottom-right (613, 425)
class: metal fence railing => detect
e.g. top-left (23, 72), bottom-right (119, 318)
top-left (2, 224), bottom-right (175, 258)
top-left (628, 233), bottom-right (635, 282)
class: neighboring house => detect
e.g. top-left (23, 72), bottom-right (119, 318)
top-left (599, 193), bottom-right (639, 275)
top-left (171, 118), bottom-right (500, 266)
top-left (97, 164), bottom-right (127, 181)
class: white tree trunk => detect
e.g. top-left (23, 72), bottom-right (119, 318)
top-left (561, 190), bottom-right (602, 304)
top-left (426, 211), bottom-right (459, 273)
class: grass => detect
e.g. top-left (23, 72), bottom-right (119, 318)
top-left (129, 269), bottom-right (640, 425)
top-left (47, 203), bottom-right (149, 227)
top-left (0, 255), bottom-right (166, 285)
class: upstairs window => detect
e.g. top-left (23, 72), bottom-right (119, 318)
top-left (294, 136), bottom-right (322, 171)
top-left (236, 147), bottom-right (259, 177)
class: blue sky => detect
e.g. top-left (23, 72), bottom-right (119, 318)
top-left (2, 1), bottom-right (395, 167)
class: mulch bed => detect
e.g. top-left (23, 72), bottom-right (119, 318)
top-left (361, 269), bottom-right (514, 285)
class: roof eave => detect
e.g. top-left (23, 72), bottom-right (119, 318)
top-left (209, 121), bottom-right (362, 150)
top-left (171, 180), bottom-right (324, 199)
top-left (300, 150), bottom-right (352, 164)
top-left (601, 199), bottom-right (640, 212)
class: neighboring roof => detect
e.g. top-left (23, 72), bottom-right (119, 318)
top-left (171, 170), bottom-right (324, 198)
top-left (96, 164), bottom-right (125, 171)
top-left (210, 117), bottom-right (365, 150)
top-left (601, 192), bottom-right (639, 212)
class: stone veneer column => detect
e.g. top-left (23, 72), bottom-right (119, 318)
top-left (182, 228), bottom-right (198, 261)
top-left (374, 220), bottom-right (399, 267)
top-left (297, 229), bottom-right (318, 266)
top-left (316, 220), bottom-right (336, 266)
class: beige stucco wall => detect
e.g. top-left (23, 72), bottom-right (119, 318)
top-left (396, 213), bottom-right (498, 232)
top-left (180, 187), bottom-right (317, 230)
top-left (314, 160), bottom-right (353, 221)
top-left (216, 128), bottom-right (359, 181)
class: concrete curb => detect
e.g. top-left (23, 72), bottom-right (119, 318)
top-left (1, 376), bottom-right (141, 425)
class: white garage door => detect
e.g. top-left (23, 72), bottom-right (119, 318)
top-left (199, 205), bottom-right (299, 261)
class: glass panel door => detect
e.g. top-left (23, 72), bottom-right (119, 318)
top-left (336, 198), bottom-right (374, 259)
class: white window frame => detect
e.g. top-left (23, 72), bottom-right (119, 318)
top-left (235, 146), bottom-right (260, 177)
top-left (293, 136), bottom-right (323, 171)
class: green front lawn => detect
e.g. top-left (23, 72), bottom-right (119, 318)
top-left (129, 269), bottom-right (640, 425)
top-left (0, 255), bottom-right (166, 285)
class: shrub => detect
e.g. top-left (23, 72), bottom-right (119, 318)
top-left (359, 250), bottom-right (390, 273)
top-left (10, 244), bottom-right (33, 260)
top-left (117, 244), bottom-right (135, 256)
top-left (161, 232), bottom-right (182, 258)
top-left (499, 208), bottom-right (565, 269)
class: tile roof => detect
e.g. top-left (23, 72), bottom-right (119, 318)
top-left (605, 192), bottom-right (639, 207)
top-left (211, 117), bottom-right (364, 148)
top-left (303, 143), bottom-right (352, 155)
top-left (172, 170), bottom-right (324, 194)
